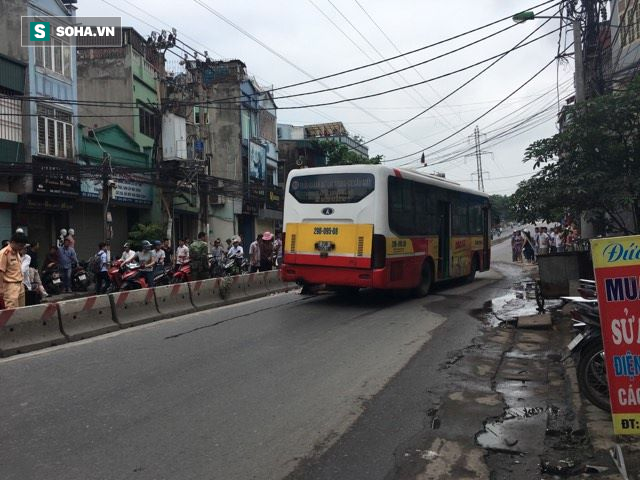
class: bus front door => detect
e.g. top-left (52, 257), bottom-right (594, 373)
top-left (438, 201), bottom-right (450, 279)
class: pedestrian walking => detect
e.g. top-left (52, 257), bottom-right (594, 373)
top-left (95, 242), bottom-right (110, 294)
top-left (58, 236), bottom-right (78, 293)
top-left (0, 232), bottom-right (29, 308)
top-left (189, 232), bottom-right (209, 280)
top-left (249, 234), bottom-right (262, 273)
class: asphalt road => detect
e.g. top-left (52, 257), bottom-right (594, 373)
top-left (0, 247), bottom-right (508, 480)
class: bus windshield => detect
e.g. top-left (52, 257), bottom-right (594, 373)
top-left (289, 173), bottom-right (375, 204)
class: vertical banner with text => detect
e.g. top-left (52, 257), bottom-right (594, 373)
top-left (591, 235), bottom-right (640, 435)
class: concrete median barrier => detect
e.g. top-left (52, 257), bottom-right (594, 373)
top-left (189, 278), bottom-right (225, 311)
top-left (0, 303), bottom-right (66, 357)
top-left (109, 288), bottom-right (161, 327)
top-left (219, 275), bottom-right (246, 304)
top-left (244, 272), bottom-right (269, 300)
top-left (58, 294), bottom-right (118, 341)
top-left (154, 283), bottom-right (195, 317)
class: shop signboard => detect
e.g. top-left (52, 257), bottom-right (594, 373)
top-left (32, 157), bottom-right (80, 196)
top-left (591, 235), bottom-right (640, 435)
top-left (81, 175), bottom-right (152, 205)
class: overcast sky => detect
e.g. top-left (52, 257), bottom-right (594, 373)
top-left (78, 0), bottom-right (574, 195)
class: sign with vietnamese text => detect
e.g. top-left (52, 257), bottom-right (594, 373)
top-left (81, 175), bottom-right (152, 205)
top-left (591, 235), bottom-right (640, 435)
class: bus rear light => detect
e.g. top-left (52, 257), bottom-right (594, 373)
top-left (371, 234), bottom-right (386, 269)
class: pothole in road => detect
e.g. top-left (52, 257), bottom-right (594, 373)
top-left (476, 406), bottom-right (551, 454)
top-left (471, 280), bottom-right (561, 327)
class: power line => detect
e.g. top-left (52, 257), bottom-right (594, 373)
top-left (367, 16), bottom-right (560, 147)
top-left (390, 44), bottom-right (572, 166)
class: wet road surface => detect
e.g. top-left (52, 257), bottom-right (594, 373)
top-left (0, 239), bottom-right (579, 479)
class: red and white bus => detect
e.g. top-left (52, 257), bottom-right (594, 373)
top-left (281, 165), bottom-right (491, 295)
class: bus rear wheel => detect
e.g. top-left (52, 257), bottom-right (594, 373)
top-left (413, 262), bottom-right (433, 298)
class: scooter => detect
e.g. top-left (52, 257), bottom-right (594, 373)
top-left (106, 259), bottom-right (125, 292)
top-left (208, 254), bottom-right (225, 278)
top-left (566, 280), bottom-right (609, 412)
top-left (223, 253), bottom-right (249, 276)
top-left (41, 262), bottom-right (62, 295)
top-left (171, 260), bottom-right (192, 283)
top-left (119, 262), bottom-right (149, 290)
top-left (72, 262), bottom-right (89, 292)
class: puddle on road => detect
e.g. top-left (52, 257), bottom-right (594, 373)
top-left (471, 280), bottom-right (561, 327)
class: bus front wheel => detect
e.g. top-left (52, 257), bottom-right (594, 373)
top-left (467, 255), bottom-right (478, 283)
top-left (413, 262), bottom-right (433, 298)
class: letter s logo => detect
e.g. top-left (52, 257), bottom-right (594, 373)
top-left (34, 24), bottom-right (46, 39)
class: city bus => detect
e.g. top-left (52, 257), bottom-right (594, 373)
top-left (280, 165), bottom-right (491, 296)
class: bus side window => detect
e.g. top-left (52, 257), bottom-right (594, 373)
top-left (452, 201), bottom-right (469, 235)
top-left (469, 202), bottom-right (483, 235)
top-left (388, 177), bottom-right (415, 235)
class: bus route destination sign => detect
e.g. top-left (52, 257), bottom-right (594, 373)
top-left (591, 235), bottom-right (640, 434)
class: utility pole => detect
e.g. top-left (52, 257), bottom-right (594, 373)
top-left (573, 15), bottom-right (586, 102)
top-left (473, 126), bottom-right (484, 191)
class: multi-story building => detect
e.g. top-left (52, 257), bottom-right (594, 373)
top-left (166, 59), bottom-right (281, 249)
top-left (277, 121), bottom-right (369, 181)
top-left (75, 27), bottom-right (163, 256)
top-left (0, 0), bottom-right (79, 252)
top-left (609, 0), bottom-right (640, 85)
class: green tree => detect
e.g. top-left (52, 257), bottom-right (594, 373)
top-left (488, 194), bottom-right (514, 225)
top-left (127, 223), bottom-right (164, 250)
top-left (313, 140), bottom-right (383, 165)
top-left (513, 78), bottom-right (640, 233)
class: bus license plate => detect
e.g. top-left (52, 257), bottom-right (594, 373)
top-left (315, 241), bottom-right (335, 252)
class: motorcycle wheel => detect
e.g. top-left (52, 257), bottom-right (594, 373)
top-left (577, 337), bottom-right (610, 412)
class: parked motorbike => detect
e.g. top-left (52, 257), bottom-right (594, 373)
top-left (223, 253), bottom-right (248, 276)
top-left (153, 264), bottom-right (173, 286)
top-left (567, 279), bottom-right (609, 411)
top-left (119, 262), bottom-right (149, 290)
top-left (106, 259), bottom-right (125, 293)
top-left (171, 260), bottom-right (192, 284)
top-left (72, 262), bottom-right (89, 292)
top-left (208, 254), bottom-right (225, 278)
top-left (41, 262), bottom-right (62, 295)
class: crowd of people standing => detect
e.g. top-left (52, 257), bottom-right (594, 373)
top-left (0, 228), bottom-right (284, 310)
top-left (511, 224), bottom-right (581, 264)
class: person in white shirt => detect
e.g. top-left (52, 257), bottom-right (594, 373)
top-left (120, 243), bottom-right (136, 264)
top-left (228, 236), bottom-right (244, 258)
top-left (538, 227), bottom-right (550, 255)
top-left (175, 239), bottom-right (190, 266)
top-left (554, 227), bottom-right (564, 253)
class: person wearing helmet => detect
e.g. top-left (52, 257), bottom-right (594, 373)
top-left (120, 243), bottom-right (136, 264)
top-left (136, 240), bottom-right (155, 287)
